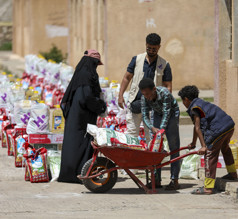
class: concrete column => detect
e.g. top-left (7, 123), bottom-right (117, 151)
top-left (232, 0), bottom-right (238, 67)
top-left (214, 0), bottom-right (219, 105)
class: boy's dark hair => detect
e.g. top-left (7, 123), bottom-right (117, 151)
top-left (178, 85), bottom-right (199, 101)
top-left (139, 78), bottom-right (155, 90)
top-left (146, 33), bottom-right (161, 45)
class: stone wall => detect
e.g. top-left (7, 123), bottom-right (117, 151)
top-left (219, 60), bottom-right (238, 138)
top-left (13, 0), bottom-right (68, 57)
top-left (0, 25), bottom-right (12, 46)
top-left (0, 0), bottom-right (12, 47)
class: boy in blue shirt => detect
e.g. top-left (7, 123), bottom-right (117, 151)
top-left (178, 85), bottom-right (237, 195)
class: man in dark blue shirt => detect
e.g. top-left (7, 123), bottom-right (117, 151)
top-left (118, 33), bottom-right (173, 144)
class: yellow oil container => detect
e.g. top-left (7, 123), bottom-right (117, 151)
top-left (31, 91), bottom-right (41, 101)
top-left (25, 87), bottom-right (34, 100)
top-left (52, 105), bottom-right (65, 133)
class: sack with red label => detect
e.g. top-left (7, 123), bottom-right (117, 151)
top-left (24, 146), bottom-right (49, 183)
top-left (23, 142), bottom-right (35, 181)
top-left (6, 128), bottom-right (15, 156)
top-left (1, 120), bottom-right (10, 148)
top-left (14, 134), bottom-right (28, 167)
top-left (110, 138), bottom-right (147, 151)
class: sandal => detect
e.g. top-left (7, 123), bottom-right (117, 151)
top-left (191, 187), bottom-right (213, 195)
top-left (221, 173), bottom-right (237, 180)
top-left (165, 180), bottom-right (180, 190)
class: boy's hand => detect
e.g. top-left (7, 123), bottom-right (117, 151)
top-left (188, 143), bottom-right (196, 150)
top-left (198, 147), bottom-right (207, 155)
top-left (151, 127), bottom-right (160, 134)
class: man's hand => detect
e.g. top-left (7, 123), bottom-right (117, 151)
top-left (151, 127), bottom-right (160, 134)
top-left (188, 143), bottom-right (196, 150)
top-left (118, 95), bottom-right (125, 109)
top-left (198, 147), bottom-right (207, 155)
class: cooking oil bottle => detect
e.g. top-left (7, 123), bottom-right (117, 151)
top-left (52, 105), bottom-right (65, 133)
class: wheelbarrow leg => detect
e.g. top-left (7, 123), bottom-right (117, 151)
top-left (124, 169), bottom-right (157, 194)
top-left (150, 168), bottom-right (156, 194)
top-left (146, 169), bottom-right (149, 185)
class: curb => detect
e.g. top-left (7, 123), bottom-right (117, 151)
top-left (199, 168), bottom-right (238, 200)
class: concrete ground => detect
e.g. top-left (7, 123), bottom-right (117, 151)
top-left (0, 125), bottom-right (238, 219)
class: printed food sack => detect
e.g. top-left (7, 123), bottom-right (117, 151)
top-left (179, 150), bottom-right (200, 180)
top-left (27, 102), bottom-right (50, 134)
top-left (14, 136), bottom-right (27, 167)
top-left (14, 100), bottom-right (32, 128)
top-left (24, 147), bottom-right (49, 183)
top-left (6, 129), bottom-right (15, 156)
top-left (87, 124), bottom-right (139, 146)
top-left (47, 150), bottom-right (61, 182)
top-left (23, 143), bottom-right (35, 181)
top-left (1, 120), bottom-right (11, 148)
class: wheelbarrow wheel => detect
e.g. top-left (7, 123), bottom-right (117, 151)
top-left (81, 157), bottom-right (118, 193)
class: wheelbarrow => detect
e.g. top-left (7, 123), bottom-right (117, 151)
top-left (79, 140), bottom-right (198, 194)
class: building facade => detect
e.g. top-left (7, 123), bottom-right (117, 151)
top-left (13, 0), bottom-right (216, 89)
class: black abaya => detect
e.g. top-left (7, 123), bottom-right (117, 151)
top-left (58, 86), bottom-right (98, 183)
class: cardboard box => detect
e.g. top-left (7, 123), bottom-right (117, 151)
top-left (28, 133), bottom-right (63, 144)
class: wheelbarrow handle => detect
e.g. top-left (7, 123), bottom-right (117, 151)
top-left (156, 150), bottom-right (198, 169)
top-left (168, 146), bottom-right (191, 156)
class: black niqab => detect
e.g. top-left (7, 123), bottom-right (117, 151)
top-left (60, 56), bottom-right (101, 118)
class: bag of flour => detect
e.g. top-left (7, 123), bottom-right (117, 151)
top-left (27, 102), bottom-right (50, 134)
top-left (87, 124), bottom-right (139, 146)
top-left (14, 100), bottom-right (32, 128)
top-left (47, 150), bottom-right (61, 182)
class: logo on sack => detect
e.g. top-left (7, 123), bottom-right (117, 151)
top-left (33, 115), bottom-right (47, 131)
top-left (1, 93), bottom-right (7, 102)
top-left (54, 72), bottom-right (60, 79)
top-left (158, 64), bottom-right (163, 69)
top-left (41, 69), bottom-right (46, 75)
top-left (21, 112), bottom-right (31, 124)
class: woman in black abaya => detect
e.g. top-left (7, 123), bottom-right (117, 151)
top-left (58, 50), bottom-right (106, 183)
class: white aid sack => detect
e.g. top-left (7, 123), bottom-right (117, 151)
top-left (87, 124), bottom-right (140, 146)
top-left (14, 100), bottom-right (32, 128)
top-left (47, 150), bottom-right (61, 182)
top-left (179, 150), bottom-right (200, 180)
top-left (27, 102), bottom-right (50, 134)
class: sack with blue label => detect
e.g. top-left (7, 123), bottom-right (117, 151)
top-left (24, 146), bottom-right (49, 183)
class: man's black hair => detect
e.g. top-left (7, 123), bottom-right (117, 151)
top-left (146, 33), bottom-right (161, 45)
top-left (178, 85), bottom-right (199, 101)
top-left (139, 78), bottom-right (155, 90)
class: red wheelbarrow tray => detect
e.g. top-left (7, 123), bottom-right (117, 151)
top-left (79, 141), bottom-right (198, 194)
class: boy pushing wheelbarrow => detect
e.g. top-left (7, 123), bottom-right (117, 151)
top-left (178, 85), bottom-right (237, 195)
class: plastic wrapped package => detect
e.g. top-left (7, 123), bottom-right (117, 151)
top-left (46, 62), bottom-right (61, 85)
top-left (27, 102), bottom-right (50, 134)
top-left (179, 150), bottom-right (200, 180)
top-left (25, 55), bottom-right (38, 75)
top-left (14, 100), bottom-right (32, 128)
top-left (47, 150), bottom-right (61, 182)
top-left (59, 64), bottom-right (73, 91)
top-left (36, 57), bottom-right (48, 77)
top-left (87, 124), bottom-right (140, 146)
